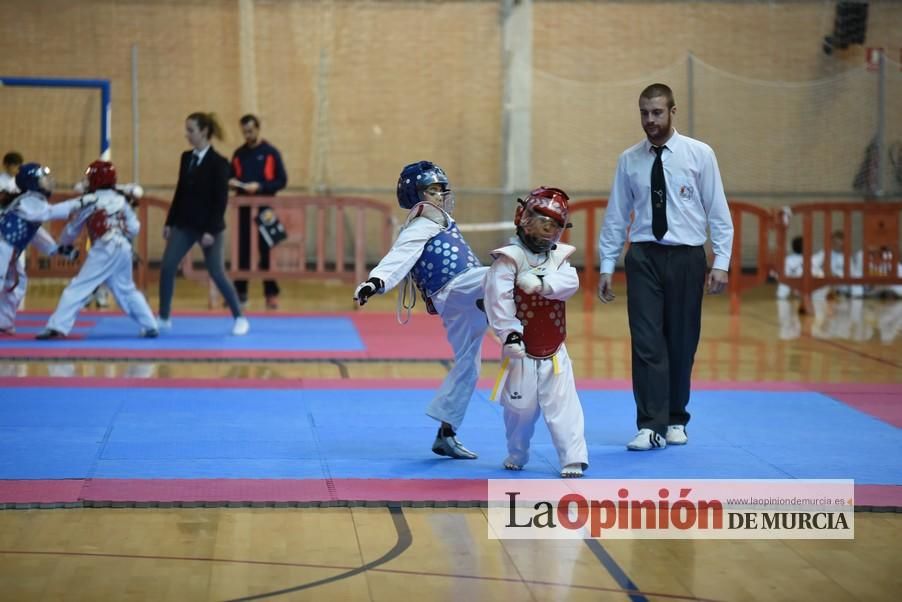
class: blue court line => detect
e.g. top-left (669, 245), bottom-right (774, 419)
top-left (584, 539), bottom-right (648, 602)
top-left (2, 315), bottom-right (364, 351)
top-left (1, 388), bottom-right (899, 484)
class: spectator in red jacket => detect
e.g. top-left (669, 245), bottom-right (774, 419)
top-left (228, 114), bottom-right (288, 309)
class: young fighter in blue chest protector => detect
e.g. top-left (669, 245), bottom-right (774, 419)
top-left (354, 161), bottom-right (487, 459)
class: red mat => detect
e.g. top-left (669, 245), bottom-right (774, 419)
top-left (826, 392), bottom-right (902, 428)
top-left (0, 479), bottom-right (897, 510)
top-left (0, 311), bottom-right (502, 361)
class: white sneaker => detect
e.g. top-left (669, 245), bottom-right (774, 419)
top-left (157, 317), bottom-right (172, 330)
top-left (232, 317), bottom-right (250, 336)
top-left (666, 425), bottom-right (688, 445)
top-left (626, 428), bottom-right (666, 451)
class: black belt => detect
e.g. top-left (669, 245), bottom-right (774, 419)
top-left (631, 241), bottom-right (702, 250)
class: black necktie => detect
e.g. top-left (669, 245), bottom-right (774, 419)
top-left (651, 145), bottom-right (668, 240)
top-left (188, 152), bottom-right (199, 173)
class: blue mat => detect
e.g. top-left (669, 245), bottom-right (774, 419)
top-left (2, 315), bottom-right (363, 351)
top-left (1, 388), bottom-right (899, 483)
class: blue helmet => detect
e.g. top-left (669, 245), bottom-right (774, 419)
top-left (15, 162), bottom-right (53, 196)
top-left (396, 161), bottom-right (450, 210)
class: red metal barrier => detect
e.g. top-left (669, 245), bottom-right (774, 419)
top-left (565, 198), bottom-right (777, 314)
top-left (24, 194), bottom-right (394, 306)
top-left (725, 201), bottom-right (779, 314)
top-left (562, 198), bottom-right (609, 307)
top-left (133, 196), bottom-right (171, 291)
top-left (23, 193), bottom-right (900, 315)
top-left (181, 195), bottom-right (395, 307)
top-left (773, 201), bottom-right (902, 307)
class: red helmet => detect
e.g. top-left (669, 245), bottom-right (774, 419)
top-left (515, 187), bottom-right (571, 253)
top-left (85, 160), bottom-right (117, 191)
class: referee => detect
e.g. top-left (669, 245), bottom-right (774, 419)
top-left (597, 83), bottom-right (734, 451)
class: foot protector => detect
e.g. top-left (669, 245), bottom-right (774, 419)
top-left (432, 434), bottom-right (478, 459)
top-left (560, 463), bottom-right (585, 478)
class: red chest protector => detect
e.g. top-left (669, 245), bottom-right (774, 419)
top-left (514, 289), bottom-right (566, 358)
top-left (86, 210), bottom-right (112, 242)
top-left (492, 243), bottom-right (575, 359)
top-left (85, 191), bottom-right (127, 242)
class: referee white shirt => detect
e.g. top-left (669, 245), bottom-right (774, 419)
top-left (598, 129), bottom-right (733, 274)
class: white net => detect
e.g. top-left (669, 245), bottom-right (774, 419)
top-left (884, 54), bottom-right (902, 197)
top-left (531, 51), bottom-right (901, 202)
top-left (0, 83), bottom-right (101, 187)
top-left (693, 56), bottom-right (878, 197)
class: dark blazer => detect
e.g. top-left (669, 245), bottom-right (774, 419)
top-left (165, 146), bottom-right (230, 234)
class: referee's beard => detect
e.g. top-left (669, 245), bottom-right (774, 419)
top-left (643, 115), bottom-right (672, 145)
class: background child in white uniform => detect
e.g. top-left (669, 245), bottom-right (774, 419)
top-left (354, 161), bottom-right (487, 460)
top-left (483, 186), bottom-right (588, 478)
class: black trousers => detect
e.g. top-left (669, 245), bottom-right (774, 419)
top-left (234, 204), bottom-right (280, 300)
top-left (625, 242), bottom-right (707, 436)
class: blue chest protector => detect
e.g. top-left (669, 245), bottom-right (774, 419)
top-left (410, 221), bottom-right (481, 298)
top-left (0, 204), bottom-right (42, 254)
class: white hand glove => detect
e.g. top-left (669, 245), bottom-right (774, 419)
top-left (502, 332), bottom-right (526, 359)
top-left (517, 272), bottom-right (544, 295)
top-left (118, 183), bottom-right (144, 200)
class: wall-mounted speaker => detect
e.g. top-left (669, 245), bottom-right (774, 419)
top-left (823, 1), bottom-right (869, 55)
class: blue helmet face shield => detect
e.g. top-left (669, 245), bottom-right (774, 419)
top-left (15, 163), bottom-right (54, 197)
top-left (396, 161), bottom-right (453, 212)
